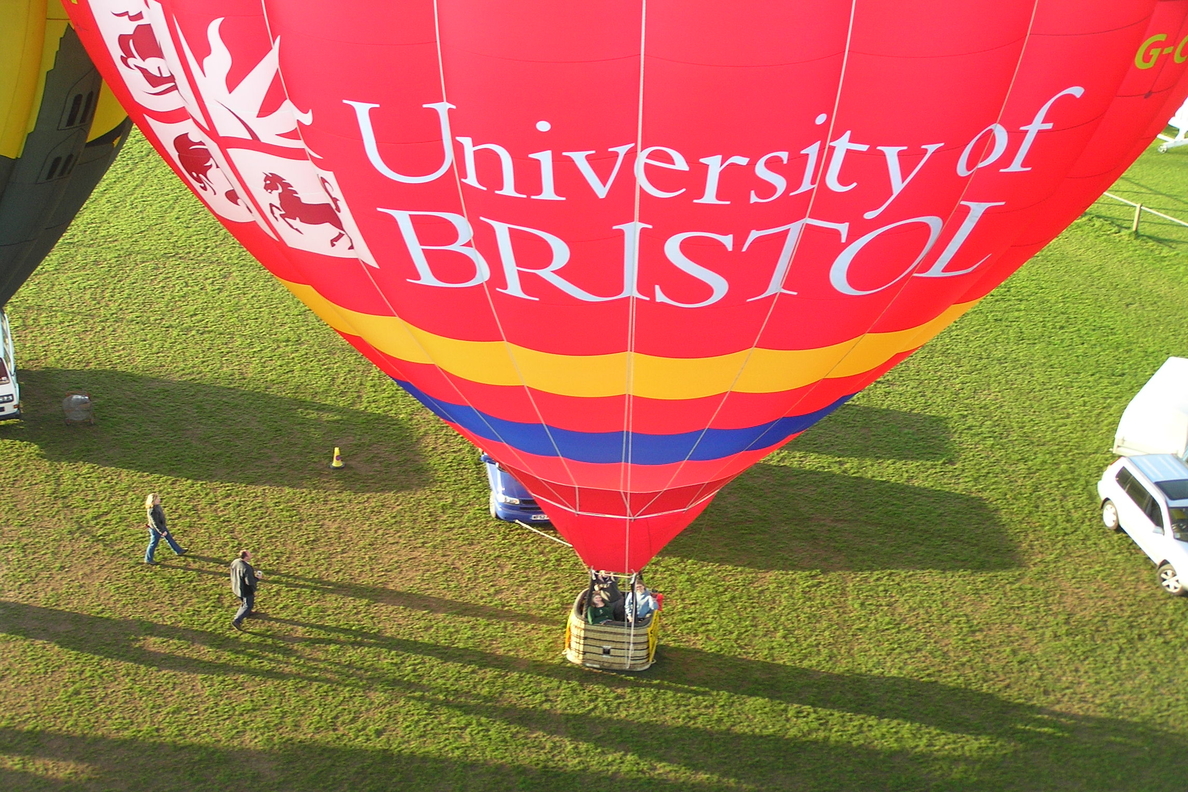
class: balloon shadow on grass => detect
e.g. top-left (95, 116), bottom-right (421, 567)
top-left (3, 709), bottom-right (1183, 792)
top-left (0, 601), bottom-right (555, 691)
top-left (416, 646), bottom-right (1188, 791)
top-left (0, 726), bottom-right (738, 792)
top-left (428, 676), bottom-right (1187, 790)
top-left (153, 559), bottom-right (554, 626)
top-left (3, 368), bottom-right (427, 492)
top-left (259, 570), bottom-right (557, 625)
top-left (0, 600), bottom-right (348, 687)
top-left (665, 464), bottom-right (1018, 572)
top-left (786, 404), bottom-right (954, 461)
top-left (1, 603), bottom-right (1183, 790)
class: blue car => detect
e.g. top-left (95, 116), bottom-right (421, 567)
top-left (481, 453), bottom-right (550, 523)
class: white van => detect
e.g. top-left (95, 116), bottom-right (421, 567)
top-left (0, 311), bottom-right (21, 420)
top-left (1113, 357), bottom-right (1188, 460)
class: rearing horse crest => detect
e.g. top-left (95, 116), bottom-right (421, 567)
top-left (262, 173), bottom-right (353, 250)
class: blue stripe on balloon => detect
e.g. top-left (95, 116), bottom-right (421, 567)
top-left (394, 379), bottom-right (851, 465)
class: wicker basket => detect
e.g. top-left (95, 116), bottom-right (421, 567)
top-left (563, 590), bottom-right (659, 671)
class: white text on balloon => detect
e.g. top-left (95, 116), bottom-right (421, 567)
top-left (377, 199), bottom-right (1000, 306)
top-left (347, 86), bottom-right (1082, 224)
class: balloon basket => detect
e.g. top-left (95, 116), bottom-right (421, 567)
top-left (563, 590), bottom-right (659, 671)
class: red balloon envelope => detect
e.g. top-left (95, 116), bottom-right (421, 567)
top-left (65, 0), bottom-right (1188, 571)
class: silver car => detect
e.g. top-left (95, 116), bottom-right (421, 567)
top-left (1098, 454), bottom-right (1188, 595)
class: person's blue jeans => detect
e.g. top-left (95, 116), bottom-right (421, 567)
top-left (233, 591), bottom-right (255, 625)
top-left (145, 529), bottom-right (185, 563)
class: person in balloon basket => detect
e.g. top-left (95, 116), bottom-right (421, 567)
top-left (592, 570), bottom-right (626, 619)
top-left (593, 570), bottom-right (621, 599)
top-left (230, 550), bottom-right (262, 630)
top-left (625, 581), bottom-right (659, 624)
top-left (143, 493), bottom-right (186, 564)
top-left (585, 591), bottom-right (617, 625)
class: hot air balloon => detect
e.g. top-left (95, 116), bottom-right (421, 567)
top-left (1, 1), bottom-right (132, 418)
top-left (61, 0), bottom-right (1188, 663)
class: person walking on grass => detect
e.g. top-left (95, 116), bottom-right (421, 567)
top-left (144, 493), bottom-right (186, 565)
top-left (230, 550), bottom-right (261, 630)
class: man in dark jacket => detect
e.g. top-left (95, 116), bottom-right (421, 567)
top-left (230, 550), bottom-right (259, 630)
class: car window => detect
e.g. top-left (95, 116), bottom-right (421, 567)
top-left (1171, 507), bottom-right (1188, 541)
top-left (1119, 470), bottom-right (1155, 514)
top-left (1156, 479), bottom-right (1188, 501)
top-left (1118, 468), bottom-right (1147, 507)
top-left (1144, 497), bottom-right (1165, 528)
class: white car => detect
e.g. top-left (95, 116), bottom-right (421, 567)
top-left (1098, 454), bottom-right (1188, 595)
top-left (0, 311), bottom-right (19, 420)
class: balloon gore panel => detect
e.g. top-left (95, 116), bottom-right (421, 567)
top-left (63, 0), bottom-right (1188, 571)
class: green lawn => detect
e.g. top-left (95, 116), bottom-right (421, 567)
top-left (1086, 132), bottom-right (1188, 250)
top-left (2, 131), bottom-right (1188, 791)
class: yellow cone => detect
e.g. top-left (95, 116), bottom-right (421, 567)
top-left (330, 447), bottom-right (344, 470)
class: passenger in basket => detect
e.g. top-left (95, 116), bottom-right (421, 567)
top-left (625, 582), bottom-right (658, 624)
top-left (592, 570), bottom-right (625, 619)
top-left (593, 570), bottom-right (622, 602)
top-left (585, 592), bottom-right (616, 624)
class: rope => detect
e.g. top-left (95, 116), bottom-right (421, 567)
top-left (511, 520), bottom-right (572, 546)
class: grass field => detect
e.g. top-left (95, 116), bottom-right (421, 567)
top-left (2, 131), bottom-right (1188, 791)
top-left (1086, 133), bottom-right (1188, 251)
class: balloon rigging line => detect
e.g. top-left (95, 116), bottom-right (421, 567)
top-left (633, 0), bottom-right (861, 520)
top-left (738, 0), bottom-right (1041, 465)
top-left (711, 4), bottom-right (1039, 474)
top-left (948, 0), bottom-right (1044, 309)
top-left (262, 1), bottom-right (542, 511)
top-left (425, 0), bottom-right (581, 510)
top-left (529, 491), bottom-right (711, 522)
top-left (511, 520), bottom-right (573, 547)
top-left (665, 0), bottom-right (1044, 509)
top-left (617, 0), bottom-right (651, 572)
top-left (270, 0), bottom-right (1026, 551)
top-left (92, 0), bottom-right (1179, 577)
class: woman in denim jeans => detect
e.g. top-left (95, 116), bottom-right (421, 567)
top-left (144, 493), bottom-right (186, 564)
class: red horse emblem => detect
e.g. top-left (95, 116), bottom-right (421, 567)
top-left (174, 134), bottom-right (213, 190)
top-left (262, 173), bottom-right (353, 249)
top-left (173, 134), bottom-right (240, 206)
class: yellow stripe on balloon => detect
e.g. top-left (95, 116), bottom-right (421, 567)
top-left (281, 280), bottom-right (975, 399)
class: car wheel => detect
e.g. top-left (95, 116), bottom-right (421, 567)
top-left (1157, 563), bottom-right (1188, 597)
top-left (1102, 500), bottom-right (1121, 532)
top-left (489, 494), bottom-right (498, 519)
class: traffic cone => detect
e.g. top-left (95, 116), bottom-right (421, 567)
top-left (330, 447), bottom-right (344, 470)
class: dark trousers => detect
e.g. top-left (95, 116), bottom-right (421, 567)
top-left (233, 590), bottom-right (255, 625)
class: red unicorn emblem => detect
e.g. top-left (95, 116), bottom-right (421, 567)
top-left (262, 173), bottom-right (353, 249)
